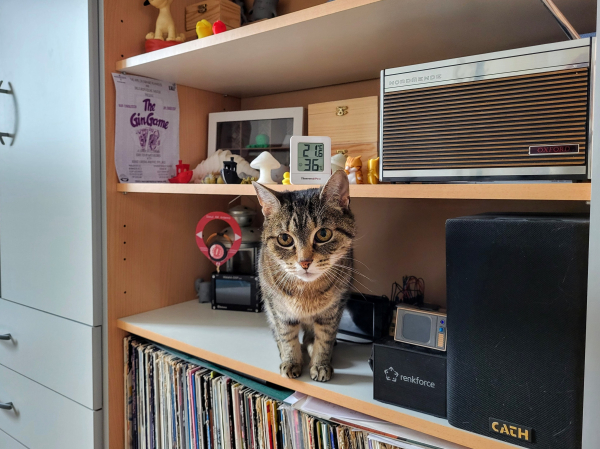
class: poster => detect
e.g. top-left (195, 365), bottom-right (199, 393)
top-left (113, 73), bottom-right (180, 183)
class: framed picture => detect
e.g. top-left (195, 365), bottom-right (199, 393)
top-left (207, 107), bottom-right (304, 183)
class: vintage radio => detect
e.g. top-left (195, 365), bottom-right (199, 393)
top-left (380, 38), bottom-right (594, 182)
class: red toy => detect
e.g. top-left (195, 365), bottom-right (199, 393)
top-left (145, 39), bottom-right (183, 53)
top-left (212, 20), bottom-right (227, 34)
top-left (168, 160), bottom-right (193, 183)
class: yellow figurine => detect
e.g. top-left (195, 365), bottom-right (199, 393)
top-left (345, 156), bottom-right (363, 184)
top-left (367, 157), bottom-right (380, 184)
top-left (282, 172), bottom-right (291, 185)
top-left (196, 19), bottom-right (214, 39)
top-left (145, 0), bottom-right (185, 42)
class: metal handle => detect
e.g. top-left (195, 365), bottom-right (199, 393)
top-left (0, 334), bottom-right (11, 340)
top-left (0, 81), bottom-right (18, 146)
top-left (0, 402), bottom-right (13, 411)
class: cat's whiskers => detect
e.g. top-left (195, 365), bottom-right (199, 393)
top-left (328, 265), bottom-right (374, 293)
top-left (336, 256), bottom-right (371, 271)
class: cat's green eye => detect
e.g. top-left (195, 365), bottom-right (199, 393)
top-left (314, 228), bottom-right (333, 243)
top-left (277, 233), bottom-right (294, 247)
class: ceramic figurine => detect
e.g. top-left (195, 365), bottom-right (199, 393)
top-left (196, 19), bottom-right (213, 39)
top-left (145, 0), bottom-right (185, 43)
top-left (367, 157), bottom-right (380, 184)
top-left (248, 0), bottom-right (279, 22)
top-left (345, 155), bottom-right (363, 184)
top-left (331, 149), bottom-right (348, 173)
top-left (221, 157), bottom-right (242, 184)
top-left (192, 150), bottom-right (259, 183)
top-left (282, 172), bottom-right (291, 185)
top-left (250, 152), bottom-right (280, 185)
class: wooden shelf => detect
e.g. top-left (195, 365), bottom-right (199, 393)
top-left (118, 301), bottom-right (512, 449)
top-left (116, 0), bottom-right (594, 97)
top-left (117, 182), bottom-right (591, 201)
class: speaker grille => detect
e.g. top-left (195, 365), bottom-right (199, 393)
top-left (382, 69), bottom-right (589, 171)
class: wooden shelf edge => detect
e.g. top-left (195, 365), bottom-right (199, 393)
top-left (116, 0), bottom-right (381, 72)
top-left (117, 317), bottom-right (512, 449)
top-left (116, 182), bottom-right (591, 201)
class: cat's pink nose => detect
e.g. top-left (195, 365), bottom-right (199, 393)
top-left (299, 259), bottom-right (313, 270)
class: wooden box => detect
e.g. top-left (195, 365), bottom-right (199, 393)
top-left (185, 0), bottom-right (241, 41)
top-left (308, 96), bottom-right (378, 180)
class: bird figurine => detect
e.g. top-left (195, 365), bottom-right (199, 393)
top-left (282, 172), bottom-right (291, 185)
top-left (196, 19), bottom-right (214, 39)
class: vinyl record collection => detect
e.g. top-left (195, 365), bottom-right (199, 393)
top-left (125, 337), bottom-right (418, 449)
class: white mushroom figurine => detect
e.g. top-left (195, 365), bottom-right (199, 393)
top-left (250, 152), bottom-right (281, 185)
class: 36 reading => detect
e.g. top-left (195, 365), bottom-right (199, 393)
top-left (297, 143), bottom-right (325, 172)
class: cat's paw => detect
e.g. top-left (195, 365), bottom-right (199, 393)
top-left (310, 364), bottom-right (333, 382)
top-left (280, 362), bottom-right (303, 378)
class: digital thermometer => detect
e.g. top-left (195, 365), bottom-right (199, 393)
top-left (289, 136), bottom-right (332, 185)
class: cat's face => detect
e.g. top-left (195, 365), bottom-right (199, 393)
top-left (253, 171), bottom-right (355, 283)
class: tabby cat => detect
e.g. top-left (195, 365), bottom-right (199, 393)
top-left (252, 170), bottom-right (356, 382)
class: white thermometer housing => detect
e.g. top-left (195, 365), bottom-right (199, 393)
top-left (289, 136), bottom-right (332, 185)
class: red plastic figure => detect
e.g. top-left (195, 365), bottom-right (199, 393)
top-left (169, 160), bottom-right (193, 183)
top-left (212, 20), bottom-right (227, 34)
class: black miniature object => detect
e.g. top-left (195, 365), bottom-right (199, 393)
top-left (248, 0), bottom-right (279, 22)
top-left (221, 157), bottom-right (242, 184)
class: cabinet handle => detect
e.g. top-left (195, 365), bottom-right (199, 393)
top-left (0, 81), bottom-right (19, 146)
top-left (0, 334), bottom-right (11, 340)
top-left (0, 402), bottom-right (13, 410)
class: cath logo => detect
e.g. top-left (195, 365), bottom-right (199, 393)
top-left (384, 367), bottom-right (399, 382)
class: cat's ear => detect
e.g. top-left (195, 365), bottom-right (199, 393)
top-left (321, 170), bottom-right (350, 209)
top-left (252, 182), bottom-right (281, 217)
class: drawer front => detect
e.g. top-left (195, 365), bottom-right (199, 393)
top-left (0, 364), bottom-right (102, 449)
top-left (0, 428), bottom-right (26, 449)
top-left (0, 299), bottom-right (101, 409)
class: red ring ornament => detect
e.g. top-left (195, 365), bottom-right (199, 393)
top-left (195, 211), bottom-right (242, 268)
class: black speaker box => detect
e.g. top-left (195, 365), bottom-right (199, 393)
top-left (372, 338), bottom-right (447, 418)
top-left (446, 214), bottom-right (589, 449)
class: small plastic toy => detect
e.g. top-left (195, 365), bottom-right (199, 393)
top-left (192, 150), bottom-right (259, 183)
top-left (282, 172), bottom-right (291, 185)
top-left (221, 157), bottom-right (242, 184)
top-left (196, 19), bottom-right (213, 39)
top-left (246, 133), bottom-right (270, 148)
top-left (250, 152), bottom-right (281, 185)
top-left (144, 0), bottom-right (185, 53)
top-left (168, 159), bottom-right (193, 183)
top-left (345, 155), bottom-right (363, 184)
top-left (331, 149), bottom-right (348, 173)
top-left (367, 157), bottom-right (380, 184)
top-left (248, 0), bottom-right (279, 22)
top-left (212, 20), bottom-right (227, 35)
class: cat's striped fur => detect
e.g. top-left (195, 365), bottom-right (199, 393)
top-left (253, 171), bottom-right (355, 382)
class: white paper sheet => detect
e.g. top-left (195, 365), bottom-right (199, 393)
top-left (112, 73), bottom-right (180, 183)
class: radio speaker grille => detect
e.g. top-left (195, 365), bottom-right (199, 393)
top-left (382, 68), bottom-right (589, 172)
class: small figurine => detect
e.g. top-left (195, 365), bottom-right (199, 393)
top-left (250, 152), bottom-right (280, 185)
top-left (345, 155), bottom-right (363, 184)
top-left (203, 173), bottom-right (217, 184)
top-left (282, 172), bottom-right (291, 185)
top-left (331, 150), bottom-right (348, 173)
top-left (144, 0), bottom-right (185, 52)
top-left (221, 157), bottom-right (242, 184)
top-left (168, 159), bottom-right (193, 183)
top-left (246, 134), bottom-right (270, 148)
top-left (367, 157), bottom-right (380, 184)
top-left (192, 150), bottom-right (259, 183)
top-left (212, 20), bottom-right (227, 34)
top-left (196, 19), bottom-right (213, 39)
top-left (240, 176), bottom-right (258, 184)
top-left (248, 0), bottom-right (279, 22)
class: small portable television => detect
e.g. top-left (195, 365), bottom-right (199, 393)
top-left (394, 305), bottom-right (447, 351)
top-left (211, 273), bottom-right (261, 313)
top-left (289, 136), bottom-right (331, 185)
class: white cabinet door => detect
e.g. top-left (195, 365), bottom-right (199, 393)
top-left (0, 429), bottom-right (26, 449)
top-left (0, 364), bottom-right (102, 449)
top-left (0, 299), bottom-right (102, 409)
top-left (0, 0), bottom-right (101, 325)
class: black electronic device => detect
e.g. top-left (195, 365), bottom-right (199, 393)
top-left (446, 214), bottom-right (589, 448)
top-left (338, 293), bottom-right (393, 341)
top-left (211, 273), bottom-right (261, 313)
top-left (372, 338), bottom-right (447, 418)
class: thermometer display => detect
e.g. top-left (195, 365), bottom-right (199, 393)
top-left (297, 143), bottom-right (325, 172)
